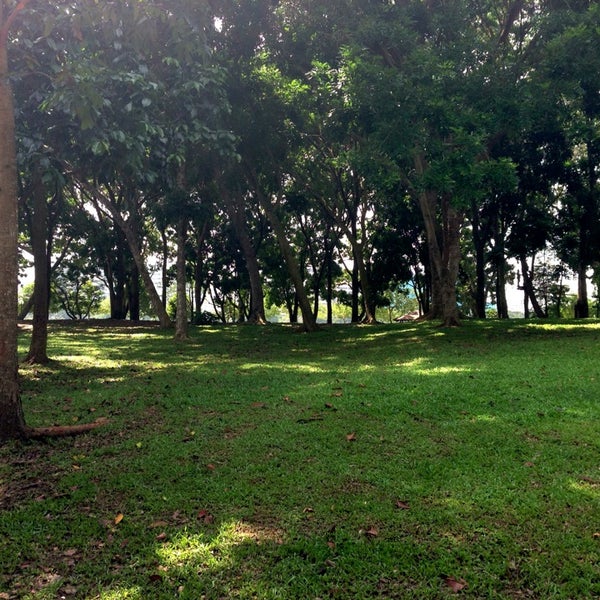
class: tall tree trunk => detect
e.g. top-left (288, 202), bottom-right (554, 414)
top-left (174, 216), bottom-right (188, 340)
top-left (25, 171), bottom-right (50, 363)
top-left (0, 33), bottom-right (26, 440)
top-left (224, 192), bottom-right (267, 324)
top-left (574, 264), bottom-right (589, 318)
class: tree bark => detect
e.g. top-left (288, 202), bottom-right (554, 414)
top-left (0, 31), bottom-right (27, 440)
top-left (574, 263), bottom-right (589, 318)
top-left (415, 155), bottom-right (462, 327)
top-left (25, 171), bottom-right (50, 363)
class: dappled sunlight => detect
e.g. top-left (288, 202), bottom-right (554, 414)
top-left (94, 586), bottom-right (143, 600)
top-left (406, 361), bottom-right (475, 376)
top-left (568, 479), bottom-right (600, 500)
top-left (156, 520), bottom-right (284, 572)
top-left (238, 361), bottom-right (328, 374)
top-left (470, 414), bottom-right (498, 423)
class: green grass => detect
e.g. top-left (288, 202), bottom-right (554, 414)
top-left (2, 320), bottom-right (600, 599)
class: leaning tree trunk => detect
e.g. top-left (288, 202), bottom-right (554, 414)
top-left (93, 191), bottom-right (171, 327)
top-left (519, 255), bottom-right (546, 318)
top-left (25, 171), bottom-right (50, 363)
top-left (174, 216), bottom-right (189, 340)
top-left (0, 35), bottom-right (26, 440)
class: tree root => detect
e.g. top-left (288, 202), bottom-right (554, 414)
top-left (24, 417), bottom-right (109, 439)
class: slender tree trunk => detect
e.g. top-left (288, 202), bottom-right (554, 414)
top-left (193, 222), bottom-right (209, 322)
top-left (224, 192), bottom-right (267, 324)
top-left (470, 206), bottom-right (487, 318)
top-left (25, 172), bottom-right (50, 363)
top-left (326, 245), bottom-right (333, 325)
top-left (161, 228), bottom-right (169, 309)
top-left (174, 216), bottom-right (188, 340)
top-left (351, 263), bottom-right (360, 323)
top-left (574, 263), bottom-right (589, 318)
top-left (128, 263), bottom-right (140, 320)
top-left (0, 35), bottom-right (26, 440)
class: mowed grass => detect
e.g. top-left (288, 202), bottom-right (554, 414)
top-left (2, 320), bottom-right (600, 599)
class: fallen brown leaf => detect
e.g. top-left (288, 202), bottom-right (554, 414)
top-left (395, 500), bottom-right (410, 510)
top-left (197, 509), bottom-right (214, 523)
top-left (443, 575), bottom-right (467, 592)
top-left (114, 513), bottom-right (124, 525)
top-left (346, 432), bottom-right (357, 442)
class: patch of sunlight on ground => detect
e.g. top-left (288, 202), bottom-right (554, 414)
top-left (156, 521), bottom-right (284, 571)
top-left (569, 479), bottom-right (600, 500)
top-left (402, 358), bottom-right (473, 376)
top-left (238, 362), bottom-right (327, 374)
top-left (470, 414), bottom-right (498, 423)
top-left (523, 322), bottom-right (600, 333)
top-left (94, 586), bottom-right (143, 599)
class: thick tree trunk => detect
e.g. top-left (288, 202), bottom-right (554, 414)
top-left (0, 36), bottom-right (27, 440)
top-left (224, 192), bottom-right (267, 324)
top-left (174, 216), bottom-right (188, 340)
top-left (25, 171), bottom-right (50, 363)
top-left (416, 176), bottom-right (462, 327)
top-left (574, 264), bottom-right (589, 318)
top-left (495, 260), bottom-right (509, 319)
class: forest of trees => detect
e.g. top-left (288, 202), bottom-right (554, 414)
top-left (1, 0), bottom-right (599, 438)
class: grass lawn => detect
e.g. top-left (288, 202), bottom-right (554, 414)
top-left (1, 319), bottom-right (600, 599)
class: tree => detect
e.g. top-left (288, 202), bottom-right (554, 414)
top-left (0, 0), bottom-right (29, 440)
top-left (1, 1), bottom-right (106, 441)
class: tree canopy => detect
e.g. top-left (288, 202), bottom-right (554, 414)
top-left (1, 0), bottom-right (600, 437)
